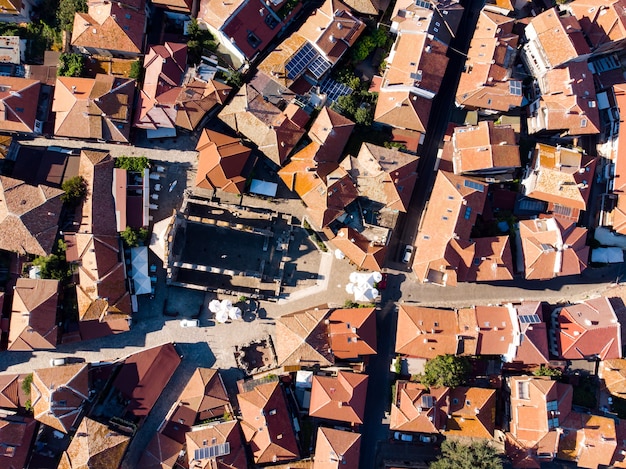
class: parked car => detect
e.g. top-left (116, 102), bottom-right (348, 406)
top-left (394, 432), bottom-right (413, 442)
top-left (50, 358), bottom-right (66, 366)
top-left (419, 434), bottom-right (437, 444)
top-left (180, 319), bottom-right (199, 328)
top-left (402, 245), bottom-right (414, 263)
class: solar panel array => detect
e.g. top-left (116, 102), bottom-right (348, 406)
top-left (194, 442), bottom-right (231, 461)
top-left (519, 314), bottom-right (541, 324)
top-left (319, 77), bottom-right (353, 102)
top-left (286, 43), bottom-right (317, 80)
top-left (464, 179), bottom-right (484, 192)
top-left (309, 55), bottom-right (332, 80)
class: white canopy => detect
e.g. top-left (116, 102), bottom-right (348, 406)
top-left (210, 299), bottom-right (240, 322)
top-left (150, 216), bottom-right (174, 263)
top-left (131, 247), bottom-right (151, 295)
top-left (215, 308), bottom-right (229, 323)
top-left (335, 249), bottom-right (345, 260)
top-left (345, 271), bottom-right (381, 303)
top-left (229, 307), bottom-right (242, 321)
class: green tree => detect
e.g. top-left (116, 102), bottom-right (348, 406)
top-left (120, 226), bottom-right (139, 248)
top-left (57, 0), bottom-right (87, 31)
top-left (533, 365), bottom-right (563, 379)
top-left (430, 440), bottom-right (503, 469)
top-left (57, 53), bottom-right (85, 77)
top-left (114, 156), bottom-right (150, 172)
top-left (33, 253), bottom-right (71, 281)
top-left (186, 18), bottom-right (216, 64)
top-left (21, 373), bottom-right (33, 395)
top-left (354, 105), bottom-right (373, 126)
top-left (422, 354), bottom-right (470, 388)
top-left (61, 176), bottom-right (87, 206)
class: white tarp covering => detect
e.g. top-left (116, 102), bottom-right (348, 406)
top-left (296, 370), bottom-right (313, 389)
top-left (209, 299), bottom-right (241, 322)
top-left (150, 216), bottom-right (172, 262)
top-left (249, 179), bottom-right (278, 197)
top-left (592, 247), bottom-right (624, 264)
top-left (345, 271), bottom-right (381, 302)
top-left (131, 247), bottom-right (151, 295)
top-left (335, 249), bottom-right (345, 259)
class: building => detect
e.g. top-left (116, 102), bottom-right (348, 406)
top-left (518, 217), bottom-right (589, 280)
top-left (0, 415), bottom-right (37, 469)
top-left (527, 62), bottom-right (601, 136)
top-left (52, 75), bottom-right (136, 143)
top-left (309, 371), bottom-right (368, 425)
top-left (0, 0), bottom-right (36, 22)
top-left (197, 0), bottom-right (287, 65)
top-left (58, 417), bottom-right (130, 469)
top-left (395, 306), bottom-right (460, 359)
top-left (599, 358), bottom-right (626, 397)
top-left (112, 167), bottom-right (150, 231)
top-left (194, 129), bottom-right (253, 194)
top-left (609, 82), bottom-right (626, 235)
top-left (31, 363), bottom-right (89, 433)
top-left (521, 143), bottom-right (596, 222)
top-left (185, 420), bottom-right (247, 469)
top-left (151, 0), bottom-right (192, 14)
top-left (521, 7), bottom-right (590, 78)
top-left (551, 296), bottom-right (622, 360)
top-left (0, 175), bottom-right (63, 256)
top-left (341, 0), bottom-right (389, 15)
top-left (313, 427), bottom-right (361, 469)
top-left (137, 432), bottom-right (183, 469)
top-left (450, 121), bottom-right (519, 175)
top-left (7, 278), bottom-right (59, 351)
top-left (327, 307), bottom-right (376, 361)
top-left (456, 10), bottom-right (523, 113)
top-left (237, 380), bottom-right (299, 464)
top-left (219, 82), bottom-right (308, 166)
top-left (71, 0), bottom-right (147, 58)
top-left (564, 0), bottom-right (626, 55)
top-left (558, 412), bottom-right (617, 468)
top-left (0, 76), bottom-right (43, 134)
top-left (331, 228), bottom-right (387, 271)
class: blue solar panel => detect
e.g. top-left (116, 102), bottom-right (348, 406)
top-left (464, 179), bottom-right (484, 192)
top-left (319, 77), bottom-right (353, 103)
top-left (308, 55), bottom-right (331, 80)
top-left (285, 43), bottom-right (316, 80)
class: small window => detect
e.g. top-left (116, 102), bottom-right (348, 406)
top-left (442, 216), bottom-right (448, 221)
top-left (464, 206), bottom-right (472, 219)
top-left (452, 398), bottom-right (459, 404)
top-left (125, 13), bottom-right (131, 19)
top-left (423, 235), bottom-right (430, 240)
top-left (15, 107), bottom-right (24, 113)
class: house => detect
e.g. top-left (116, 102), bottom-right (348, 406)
top-left (64, 151), bottom-right (131, 340)
top-left (274, 307), bottom-right (334, 368)
top-left (521, 143), bottom-right (596, 221)
top-left (219, 82), bottom-right (308, 166)
top-left (564, 0), bottom-right (626, 56)
top-left (452, 235), bottom-right (515, 283)
top-left (0, 77), bottom-right (42, 134)
top-left (374, 29), bottom-right (448, 135)
top-left (450, 121), bottom-right (520, 175)
top-left (237, 380), bottom-right (299, 464)
top-left (197, 0), bottom-right (287, 66)
top-left (279, 159), bottom-right (358, 229)
top-left (52, 75), bottom-right (136, 143)
top-left (390, 0), bottom-right (464, 43)
top-left (111, 343), bottom-right (181, 421)
top-left (331, 228), bottom-right (387, 271)
top-left (174, 78), bottom-right (232, 131)
top-left (313, 427), bottom-right (361, 469)
top-left (7, 278), bottom-right (59, 351)
top-left (58, 417), bottom-right (130, 469)
top-left (390, 382), bottom-right (448, 433)
top-left (161, 368), bottom-right (231, 443)
top-left (395, 306), bottom-right (460, 359)
top-left (309, 371), bottom-right (368, 425)
top-left (137, 432), bottom-right (183, 469)
top-left (551, 296), bottom-right (622, 360)
top-left (0, 415), bottom-right (37, 469)
top-left (341, 0), bottom-right (389, 15)
top-left (446, 387), bottom-right (496, 439)
top-left (0, 176), bottom-right (63, 256)
top-left (341, 142), bottom-right (419, 213)
top-left (134, 42), bottom-right (187, 137)
top-left (558, 412), bottom-right (617, 468)
top-left (507, 375), bottom-right (573, 467)
top-left (509, 301), bottom-right (550, 368)
top-left (185, 420), bottom-right (247, 469)
top-left (258, 0), bottom-right (365, 91)
top-left (411, 171), bottom-right (488, 286)
top-left (71, 0), bottom-right (147, 58)
top-left (0, 0), bottom-right (36, 22)
top-left (527, 62), bottom-right (601, 136)
top-left (456, 10), bottom-right (523, 113)
top-left (599, 358), bottom-right (626, 396)
top-left (31, 363), bottom-right (89, 433)
top-left (151, 0), bottom-right (192, 14)
top-left (0, 374), bottom-right (26, 409)
top-left (609, 83), bottom-right (626, 235)
top-left (194, 129), bottom-right (253, 194)
top-left (307, 107), bottom-right (355, 163)
top-left (112, 167), bottom-right (150, 231)
top-left (521, 7), bottom-right (590, 78)
top-left (468, 305), bottom-right (515, 357)
top-left (327, 307), bottom-right (376, 360)
top-left (518, 217), bottom-right (588, 280)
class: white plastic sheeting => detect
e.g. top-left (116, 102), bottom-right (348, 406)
top-left (345, 271), bottom-right (381, 302)
top-left (209, 299), bottom-right (243, 322)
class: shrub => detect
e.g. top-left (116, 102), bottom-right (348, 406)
top-left (186, 19), bottom-right (216, 64)
top-left (422, 354), bottom-right (471, 388)
top-left (114, 156), bottom-right (150, 172)
top-left (120, 226), bottom-right (149, 248)
top-left (61, 176), bottom-right (87, 206)
top-left (58, 53), bottom-right (85, 77)
top-left (58, 0), bottom-right (87, 32)
top-left (129, 59), bottom-right (143, 81)
top-left (21, 374), bottom-right (33, 395)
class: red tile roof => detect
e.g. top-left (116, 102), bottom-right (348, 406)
top-left (72, 0), bottom-right (146, 55)
top-left (519, 217), bottom-right (589, 280)
top-left (238, 380), bottom-right (300, 464)
top-left (112, 343), bottom-right (181, 419)
top-left (0, 374), bottom-right (21, 409)
top-left (554, 296), bottom-right (622, 360)
top-left (390, 382), bottom-right (448, 433)
top-left (611, 83), bottom-right (626, 235)
top-left (565, 0), bottom-right (626, 50)
top-left (331, 228), bottom-right (387, 271)
top-left (395, 305), bottom-right (460, 359)
top-left (446, 386), bottom-right (496, 439)
top-left (7, 278), bottom-right (59, 351)
top-left (374, 89), bottom-right (432, 133)
top-left (185, 420), bottom-right (248, 469)
top-left (0, 77), bottom-right (41, 134)
top-left (313, 427), bottom-right (361, 469)
top-left (471, 305), bottom-right (515, 356)
top-left (511, 301), bottom-right (550, 367)
top-left (309, 372), bottom-right (368, 425)
top-left (451, 121), bottom-right (519, 174)
top-left (195, 129), bottom-right (252, 194)
top-left (558, 411), bottom-right (617, 468)
top-left (137, 432), bottom-right (183, 469)
top-left (327, 308), bottom-right (376, 360)
top-left (0, 415), bottom-right (37, 469)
